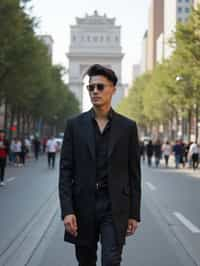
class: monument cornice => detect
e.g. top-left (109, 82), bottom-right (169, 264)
top-left (66, 52), bottom-right (124, 59)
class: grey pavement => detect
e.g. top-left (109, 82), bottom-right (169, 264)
top-left (0, 155), bottom-right (200, 266)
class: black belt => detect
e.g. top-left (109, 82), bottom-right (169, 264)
top-left (96, 181), bottom-right (108, 191)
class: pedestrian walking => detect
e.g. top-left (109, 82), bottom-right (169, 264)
top-left (162, 141), bottom-right (171, 168)
top-left (59, 64), bottom-right (141, 266)
top-left (14, 138), bottom-right (22, 167)
top-left (173, 140), bottom-right (184, 169)
top-left (146, 140), bottom-right (153, 167)
top-left (32, 136), bottom-right (40, 160)
top-left (140, 140), bottom-right (146, 163)
top-left (0, 130), bottom-right (9, 186)
top-left (153, 139), bottom-right (162, 168)
top-left (189, 142), bottom-right (199, 170)
top-left (46, 136), bottom-right (58, 168)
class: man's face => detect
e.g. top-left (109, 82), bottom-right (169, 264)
top-left (87, 75), bottom-right (116, 107)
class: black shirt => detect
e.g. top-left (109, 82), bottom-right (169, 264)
top-left (91, 108), bottom-right (113, 184)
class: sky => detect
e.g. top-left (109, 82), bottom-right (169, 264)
top-left (31, 0), bottom-right (150, 85)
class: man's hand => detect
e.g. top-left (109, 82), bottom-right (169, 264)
top-left (126, 219), bottom-right (139, 236)
top-left (64, 214), bottom-right (78, 237)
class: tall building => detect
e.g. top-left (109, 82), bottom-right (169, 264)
top-left (132, 64), bottom-right (141, 83)
top-left (67, 11), bottom-right (125, 109)
top-left (164, 0), bottom-right (193, 59)
top-left (147, 0), bottom-right (164, 71)
top-left (140, 31), bottom-right (148, 74)
top-left (38, 35), bottom-right (54, 62)
top-left (156, 33), bottom-right (164, 64)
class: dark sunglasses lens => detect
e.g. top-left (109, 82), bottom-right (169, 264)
top-left (87, 84), bottom-right (105, 92)
top-left (97, 84), bottom-right (105, 91)
top-left (87, 85), bottom-right (95, 91)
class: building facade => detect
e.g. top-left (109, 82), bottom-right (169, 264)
top-left (67, 11), bottom-right (125, 109)
top-left (147, 0), bottom-right (164, 71)
top-left (164, 0), bottom-right (193, 59)
top-left (156, 33), bottom-right (164, 64)
top-left (140, 31), bottom-right (148, 74)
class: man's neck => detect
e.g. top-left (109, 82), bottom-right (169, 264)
top-left (93, 105), bottom-right (111, 120)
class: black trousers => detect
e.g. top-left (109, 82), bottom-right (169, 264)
top-left (0, 158), bottom-right (6, 182)
top-left (48, 152), bottom-right (56, 168)
top-left (75, 189), bottom-right (123, 266)
top-left (192, 153), bottom-right (199, 170)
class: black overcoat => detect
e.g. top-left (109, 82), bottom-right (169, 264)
top-left (58, 109), bottom-right (141, 247)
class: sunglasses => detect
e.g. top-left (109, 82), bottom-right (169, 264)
top-left (86, 83), bottom-right (111, 92)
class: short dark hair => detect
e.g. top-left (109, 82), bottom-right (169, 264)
top-left (86, 64), bottom-right (118, 86)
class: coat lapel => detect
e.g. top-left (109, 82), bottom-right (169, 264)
top-left (83, 111), bottom-right (95, 160)
top-left (108, 112), bottom-right (123, 158)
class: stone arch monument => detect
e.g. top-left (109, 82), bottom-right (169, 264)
top-left (67, 11), bottom-right (125, 110)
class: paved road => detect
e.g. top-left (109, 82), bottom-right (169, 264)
top-left (0, 156), bottom-right (200, 266)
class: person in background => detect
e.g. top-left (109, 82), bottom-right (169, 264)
top-left (139, 140), bottom-right (145, 163)
top-left (32, 136), bottom-right (40, 160)
top-left (15, 138), bottom-right (22, 167)
top-left (0, 130), bottom-right (9, 186)
top-left (146, 140), bottom-right (154, 167)
top-left (20, 139), bottom-right (28, 166)
top-left (189, 142), bottom-right (199, 170)
top-left (153, 139), bottom-right (162, 168)
top-left (42, 136), bottom-right (48, 153)
top-left (162, 141), bottom-right (171, 168)
top-left (46, 136), bottom-right (58, 169)
top-left (173, 140), bottom-right (184, 169)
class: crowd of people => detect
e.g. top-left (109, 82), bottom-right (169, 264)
top-left (0, 130), bottom-right (61, 187)
top-left (140, 139), bottom-right (200, 170)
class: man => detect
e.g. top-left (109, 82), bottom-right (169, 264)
top-left (59, 64), bottom-right (141, 266)
top-left (46, 136), bottom-right (58, 169)
top-left (0, 130), bottom-right (9, 186)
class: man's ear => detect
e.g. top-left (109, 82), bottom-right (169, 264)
top-left (113, 87), bottom-right (116, 95)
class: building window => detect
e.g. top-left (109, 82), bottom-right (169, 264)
top-left (72, 35), bottom-right (76, 41)
top-left (178, 7), bottom-right (182, 13)
top-left (178, 0), bottom-right (182, 2)
top-left (87, 36), bottom-right (90, 42)
top-left (178, 17), bottom-right (182, 22)
top-left (185, 0), bottom-right (189, 2)
top-left (106, 36), bottom-right (110, 42)
top-left (115, 36), bottom-right (119, 42)
top-left (185, 7), bottom-right (190, 13)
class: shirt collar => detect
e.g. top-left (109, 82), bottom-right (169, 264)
top-left (90, 107), bottom-right (114, 121)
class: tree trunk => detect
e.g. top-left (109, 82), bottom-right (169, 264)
top-left (9, 108), bottom-right (15, 140)
top-left (188, 109), bottom-right (192, 143)
top-left (16, 109), bottom-right (21, 137)
top-left (195, 104), bottom-right (199, 142)
top-left (22, 112), bottom-right (25, 138)
top-left (3, 98), bottom-right (8, 131)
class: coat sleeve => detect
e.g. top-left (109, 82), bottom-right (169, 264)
top-left (128, 122), bottom-right (141, 222)
top-left (58, 119), bottom-right (74, 220)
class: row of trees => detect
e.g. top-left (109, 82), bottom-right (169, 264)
top-left (0, 0), bottom-right (80, 139)
top-left (118, 5), bottom-right (200, 142)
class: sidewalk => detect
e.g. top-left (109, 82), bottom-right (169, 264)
top-left (143, 156), bottom-right (200, 179)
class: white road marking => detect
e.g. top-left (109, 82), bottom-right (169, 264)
top-left (173, 212), bottom-right (200, 233)
top-left (6, 177), bottom-right (16, 183)
top-left (145, 182), bottom-right (156, 191)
